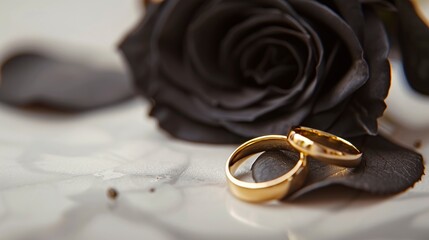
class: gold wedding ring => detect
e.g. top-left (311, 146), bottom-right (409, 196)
top-left (225, 127), bottom-right (362, 202)
top-left (287, 126), bottom-right (362, 167)
top-left (225, 135), bottom-right (308, 203)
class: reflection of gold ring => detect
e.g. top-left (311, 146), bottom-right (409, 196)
top-left (288, 127), bottom-right (362, 167)
top-left (225, 135), bottom-right (308, 203)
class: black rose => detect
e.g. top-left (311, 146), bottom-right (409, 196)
top-left (120, 0), bottom-right (390, 143)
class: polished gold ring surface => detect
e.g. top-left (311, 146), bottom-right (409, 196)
top-left (287, 127), bottom-right (362, 167)
top-left (225, 135), bottom-right (308, 203)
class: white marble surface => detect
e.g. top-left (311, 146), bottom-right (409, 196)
top-left (0, 98), bottom-right (428, 240)
top-left (0, 1), bottom-right (429, 240)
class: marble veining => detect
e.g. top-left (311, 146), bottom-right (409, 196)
top-left (0, 99), bottom-right (428, 240)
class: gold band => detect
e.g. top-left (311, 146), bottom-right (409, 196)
top-left (225, 135), bottom-right (308, 203)
top-left (287, 126), bottom-right (362, 167)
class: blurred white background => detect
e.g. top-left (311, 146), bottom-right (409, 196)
top-left (0, 0), bottom-right (142, 69)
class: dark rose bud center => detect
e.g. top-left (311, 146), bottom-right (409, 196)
top-left (188, 2), bottom-right (315, 91)
top-left (238, 31), bottom-right (308, 89)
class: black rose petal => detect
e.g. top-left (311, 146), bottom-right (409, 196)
top-left (220, 16), bottom-right (312, 84)
top-left (395, 0), bottom-right (429, 95)
top-left (334, 0), bottom-right (365, 41)
top-left (150, 103), bottom-right (246, 143)
top-left (0, 52), bottom-right (134, 111)
top-left (252, 135), bottom-right (424, 199)
top-left (120, 2), bottom-right (166, 96)
top-left (290, 0), bottom-right (369, 114)
top-left (187, 1), bottom-right (257, 88)
top-left (120, 0), bottom-right (391, 143)
top-left (221, 104), bottom-right (311, 137)
top-left (329, 10), bottom-right (390, 137)
top-left (305, 8), bottom-right (390, 137)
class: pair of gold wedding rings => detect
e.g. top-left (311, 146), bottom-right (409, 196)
top-left (225, 126), bottom-right (362, 203)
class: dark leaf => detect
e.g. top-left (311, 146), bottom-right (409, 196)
top-left (0, 52), bottom-right (135, 111)
top-left (395, 0), bottom-right (429, 95)
top-left (252, 135), bottom-right (424, 199)
top-left (251, 150), bottom-right (300, 181)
